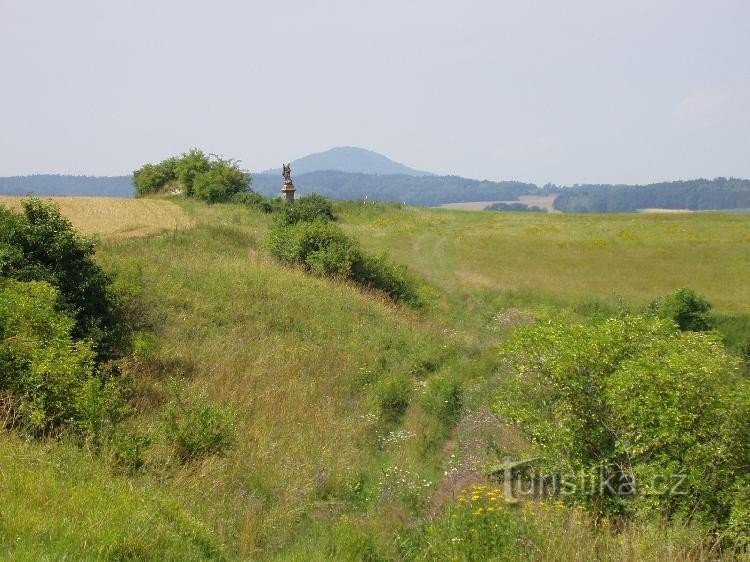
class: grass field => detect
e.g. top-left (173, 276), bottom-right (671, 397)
top-left (1, 196), bottom-right (747, 560)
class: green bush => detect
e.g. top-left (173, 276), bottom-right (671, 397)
top-left (268, 219), bottom-right (360, 277)
top-left (164, 390), bottom-right (236, 461)
top-left (192, 158), bottom-right (250, 203)
top-left (0, 198), bottom-right (124, 358)
top-left (0, 279), bottom-right (123, 436)
top-left (230, 191), bottom-right (281, 213)
top-left (133, 162), bottom-right (175, 196)
top-left (174, 148), bottom-right (210, 196)
top-left (647, 287), bottom-right (714, 331)
top-left (421, 374), bottom-right (463, 429)
top-left (494, 314), bottom-right (750, 537)
top-left (352, 253), bottom-right (421, 306)
top-left (375, 374), bottom-right (412, 424)
top-left (277, 194), bottom-right (336, 225)
top-left (133, 149), bottom-right (250, 200)
top-left (268, 218), bottom-right (421, 304)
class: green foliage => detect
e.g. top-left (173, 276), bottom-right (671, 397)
top-left (277, 194), bottom-right (336, 225)
top-left (485, 202), bottom-right (547, 212)
top-left (133, 163), bottom-right (174, 196)
top-left (268, 212), bottom-right (421, 304)
top-left (269, 219), bottom-right (360, 276)
top-left (554, 177), bottom-right (750, 213)
top-left (133, 149), bottom-right (250, 201)
top-left (0, 198), bottom-right (124, 357)
top-left (495, 314), bottom-right (750, 535)
top-left (164, 389), bottom-right (236, 461)
top-left (647, 287), bottom-right (714, 331)
top-left (192, 157), bottom-right (250, 203)
top-left (173, 149), bottom-right (210, 196)
top-left (375, 374), bottom-right (412, 424)
top-left (413, 485), bottom-right (534, 561)
top-left (0, 279), bottom-right (122, 436)
top-left (420, 374), bottom-right (463, 429)
top-left (325, 518), bottom-right (387, 562)
top-left (353, 253), bottom-right (421, 306)
top-left (230, 191), bottom-right (281, 213)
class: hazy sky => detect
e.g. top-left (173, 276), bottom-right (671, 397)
top-left (2, 1), bottom-right (749, 185)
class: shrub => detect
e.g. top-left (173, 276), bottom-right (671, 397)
top-left (174, 148), bottom-right (211, 196)
top-left (0, 198), bottom-right (124, 358)
top-left (421, 374), bottom-right (463, 429)
top-left (277, 194), bottom-right (336, 225)
top-left (268, 219), bottom-right (421, 304)
top-left (268, 219), bottom-right (360, 277)
top-left (192, 158), bottom-right (250, 203)
top-left (647, 287), bottom-right (714, 331)
top-left (495, 314), bottom-right (750, 536)
top-left (0, 279), bottom-right (123, 436)
top-left (230, 191), bottom-right (281, 213)
top-left (133, 149), bottom-right (250, 200)
top-left (352, 253), bottom-right (422, 306)
top-left (164, 390), bottom-right (236, 461)
top-left (375, 374), bottom-right (412, 424)
top-left (133, 162), bottom-right (174, 196)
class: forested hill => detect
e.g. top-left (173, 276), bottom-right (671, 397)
top-left (252, 170), bottom-right (538, 205)
top-left (0, 175), bottom-right (132, 197)
top-left (3, 173), bottom-right (750, 212)
top-left (554, 177), bottom-right (750, 212)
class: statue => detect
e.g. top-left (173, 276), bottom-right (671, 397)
top-left (281, 163), bottom-right (295, 203)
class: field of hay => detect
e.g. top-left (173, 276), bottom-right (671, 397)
top-left (0, 196), bottom-right (193, 239)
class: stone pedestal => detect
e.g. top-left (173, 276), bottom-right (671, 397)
top-left (281, 180), bottom-right (296, 203)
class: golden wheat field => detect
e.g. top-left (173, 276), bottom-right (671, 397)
top-left (0, 196), bottom-right (193, 240)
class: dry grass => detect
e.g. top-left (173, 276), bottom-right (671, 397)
top-left (0, 196), bottom-right (193, 240)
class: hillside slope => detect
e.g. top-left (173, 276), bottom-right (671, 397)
top-left (1, 197), bottom-right (748, 559)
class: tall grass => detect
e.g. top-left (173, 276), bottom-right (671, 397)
top-left (2, 197), bottom-right (747, 559)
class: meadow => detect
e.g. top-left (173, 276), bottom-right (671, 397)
top-left (1, 196), bottom-right (748, 560)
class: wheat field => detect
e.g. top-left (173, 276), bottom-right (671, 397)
top-left (0, 196), bottom-right (193, 240)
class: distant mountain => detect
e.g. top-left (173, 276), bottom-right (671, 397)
top-left (263, 146), bottom-right (433, 177)
top-left (0, 174), bottom-right (133, 198)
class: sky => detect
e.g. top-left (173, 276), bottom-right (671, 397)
top-left (1, 0), bottom-right (749, 185)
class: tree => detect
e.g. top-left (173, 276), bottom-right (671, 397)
top-left (0, 198), bottom-right (123, 357)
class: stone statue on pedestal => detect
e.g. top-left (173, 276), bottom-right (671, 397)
top-left (281, 163), bottom-right (295, 203)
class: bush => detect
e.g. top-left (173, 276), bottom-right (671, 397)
top-left (277, 194), bottom-right (336, 225)
top-left (0, 279), bottom-right (123, 436)
top-left (647, 287), bottom-right (714, 331)
top-left (268, 219), bottom-right (360, 277)
top-left (230, 191), bottom-right (281, 213)
top-left (421, 374), bottom-right (463, 428)
top-left (192, 158), bottom-right (250, 203)
top-left (495, 314), bottom-right (750, 536)
top-left (352, 253), bottom-right (421, 306)
top-left (133, 149), bottom-right (250, 200)
top-left (268, 218), bottom-right (421, 304)
top-left (133, 163), bottom-right (175, 196)
top-left (375, 374), bottom-right (412, 424)
top-left (173, 148), bottom-right (210, 196)
top-left (0, 198), bottom-right (124, 358)
top-left (164, 390), bottom-right (236, 461)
